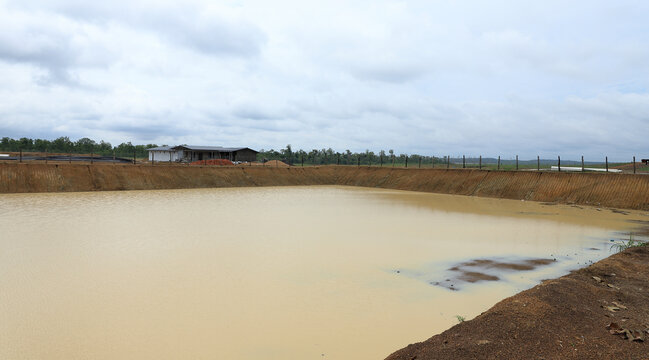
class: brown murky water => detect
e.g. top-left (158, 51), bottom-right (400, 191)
top-left (0, 186), bottom-right (646, 359)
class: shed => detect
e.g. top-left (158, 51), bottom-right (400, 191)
top-left (147, 146), bottom-right (182, 162)
top-left (171, 145), bottom-right (258, 163)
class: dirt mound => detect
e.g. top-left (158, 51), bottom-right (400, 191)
top-left (614, 162), bottom-right (649, 172)
top-left (385, 246), bottom-right (649, 360)
top-left (263, 160), bottom-right (289, 167)
top-left (191, 159), bottom-right (234, 166)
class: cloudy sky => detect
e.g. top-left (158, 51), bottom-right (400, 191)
top-left (0, 0), bottom-right (647, 160)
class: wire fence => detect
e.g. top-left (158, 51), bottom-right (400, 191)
top-left (286, 154), bottom-right (647, 174)
top-left (1, 150), bottom-right (647, 174)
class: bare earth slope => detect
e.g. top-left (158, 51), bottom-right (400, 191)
top-left (0, 163), bottom-right (649, 210)
top-left (2, 164), bottom-right (649, 210)
top-left (386, 246), bottom-right (649, 360)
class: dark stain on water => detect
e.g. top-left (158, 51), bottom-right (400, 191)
top-left (431, 258), bottom-right (556, 291)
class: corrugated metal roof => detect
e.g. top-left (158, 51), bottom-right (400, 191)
top-left (147, 146), bottom-right (175, 151)
top-left (219, 147), bottom-right (257, 152)
top-left (172, 145), bottom-right (224, 151)
top-left (171, 145), bottom-right (257, 153)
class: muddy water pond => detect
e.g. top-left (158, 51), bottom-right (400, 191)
top-left (0, 186), bottom-right (646, 359)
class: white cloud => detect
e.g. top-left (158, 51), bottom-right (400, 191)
top-left (0, 0), bottom-right (648, 160)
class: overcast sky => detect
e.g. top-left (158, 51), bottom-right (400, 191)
top-left (0, 0), bottom-right (647, 160)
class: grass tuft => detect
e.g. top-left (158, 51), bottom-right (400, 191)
top-left (611, 233), bottom-right (648, 252)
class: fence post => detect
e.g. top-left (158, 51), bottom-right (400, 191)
top-left (581, 156), bottom-right (584, 172)
top-left (606, 156), bottom-right (608, 172)
top-left (133, 151), bottom-right (136, 165)
top-left (537, 156), bottom-right (540, 171)
top-left (405, 155), bottom-right (408, 168)
top-left (447, 155), bottom-right (450, 169)
top-left (516, 155), bottom-right (518, 170)
top-left (380, 154), bottom-right (383, 167)
top-left (19, 149), bottom-right (22, 163)
top-left (357, 157), bottom-right (360, 167)
top-left (498, 156), bottom-right (501, 170)
top-left (479, 155), bottom-right (482, 170)
top-left (432, 156), bottom-right (434, 169)
top-left (301, 155), bottom-right (304, 167)
top-left (633, 156), bottom-right (636, 174)
top-left (113, 150), bottom-right (116, 165)
top-left (558, 155), bottom-right (560, 172)
top-left (45, 149), bottom-right (48, 164)
top-left (463, 155), bottom-right (465, 168)
top-left (418, 157), bottom-right (421, 168)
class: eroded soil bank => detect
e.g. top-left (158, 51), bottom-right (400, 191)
top-left (386, 246), bottom-right (649, 360)
top-left (2, 163), bottom-right (649, 210)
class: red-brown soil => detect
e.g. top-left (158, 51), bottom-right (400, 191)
top-left (190, 159), bottom-right (234, 166)
top-left (386, 246), bottom-right (649, 360)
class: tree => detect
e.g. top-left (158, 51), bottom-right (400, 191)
top-left (76, 138), bottom-right (97, 154)
top-left (51, 137), bottom-right (74, 153)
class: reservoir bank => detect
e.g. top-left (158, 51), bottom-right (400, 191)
top-left (1, 163), bottom-right (649, 210)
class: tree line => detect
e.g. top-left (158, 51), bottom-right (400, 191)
top-left (258, 145), bottom-right (444, 166)
top-left (1, 137), bottom-right (486, 166)
top-left (1, 137), bottom-right (443, 165)
top-left (0, 137), bottom-right (157, 158)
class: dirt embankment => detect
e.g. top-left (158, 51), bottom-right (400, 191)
top-left (386, 246), bottom-right (649, 360)
top-left (0, 163), bottom-right (338, 193)
top-left (2, 164), bottom-right (649, 210)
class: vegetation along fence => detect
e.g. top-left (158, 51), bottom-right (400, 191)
top-left (1, 137), bottom-right (646, 173)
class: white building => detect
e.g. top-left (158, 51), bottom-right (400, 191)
top-left (147, 146), bottom-right (182, 162)
top-left (147, 145), bottom-right (259, 163)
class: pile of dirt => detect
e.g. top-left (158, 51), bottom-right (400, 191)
top-left (614, 162), bottom-right (649, 173)
top-left (262, 160), bottom-right (289, 167)
top-left (190, 159), bottom-right (234, 166)
top-left (385, 246), bottom-right (649, 360)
